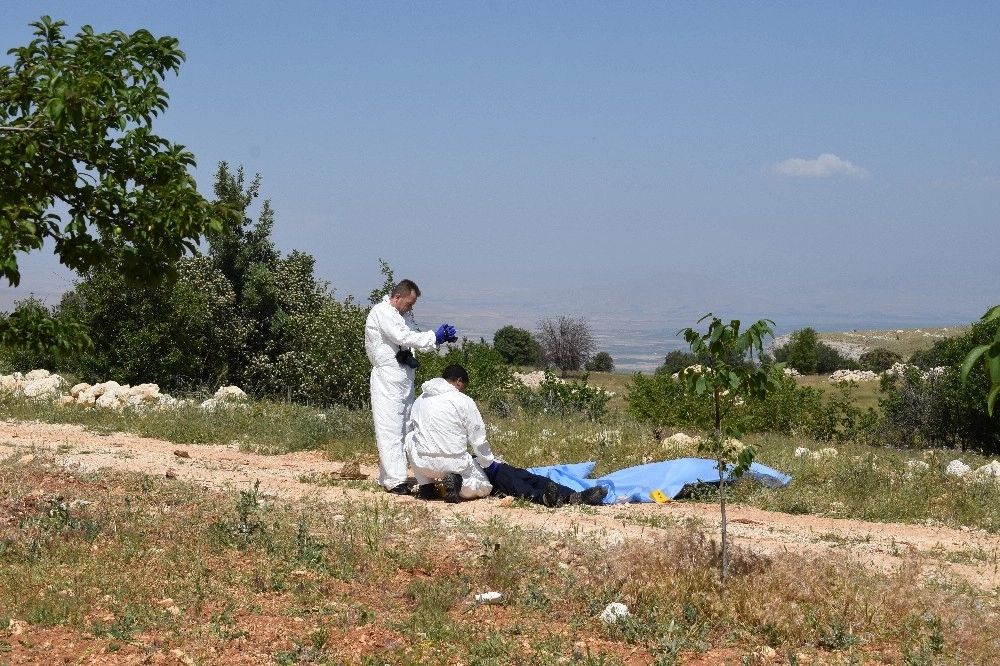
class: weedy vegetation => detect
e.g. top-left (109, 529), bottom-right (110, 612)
top-left (2, 321), bottom-right (1000, 663)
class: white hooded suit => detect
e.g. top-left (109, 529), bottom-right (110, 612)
top-left (365, 295), bottom-right (439, 489)
top-left (405, 377), bottom-right (495, 499)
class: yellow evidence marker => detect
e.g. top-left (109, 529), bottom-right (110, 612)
top-left (649, 489), bottom-right (670, 504)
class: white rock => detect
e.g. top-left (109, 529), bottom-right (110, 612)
top-left (96, 390), bottom-right (126, 411)
top-left (971, 461), bottom-right (1000, 482)
top-left (69, 383), bottom-right (91, 398)
top-left (214, 385), bottom-right (247, 401)
top-left (793, 447), bottom-right (811, 458)
top-left (24, 369), bottom-right (51, 380)
top-left (22, 375), bottom-right (65, 399)
top-left (945, 460), bottom-right (972, 477)
top-left (599, 602), bottom-right (630, 624)
top-left (128, 383), bottom-right (161, 401)
top-left (473, 591), bottom-right (502, 604)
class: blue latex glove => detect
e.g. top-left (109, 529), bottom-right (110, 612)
top-left (446, 325), bottom-right (457, 342)
top-left (435, 324), bottom-right (451, 345)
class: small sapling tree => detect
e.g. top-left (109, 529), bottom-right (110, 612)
top-left (677, 314), bottom-right (783, 590)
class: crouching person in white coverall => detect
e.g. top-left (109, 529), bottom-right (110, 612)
top-left (405, 364), bottom-right (495, 503)
top-left (365, 279), bottom-right (456, 494)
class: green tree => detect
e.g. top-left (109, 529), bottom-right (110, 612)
top-left (0, 297), bottom-right (86, 370)
top-left (655, 349), bottom-right (699, 376)
top-left (961, 304), bottom-right (1000, 416)
top-left (275, 291), bottom-right (370, 408)
top-left (493, 325), bottom-right (539, 366)
top-left (786, 327), bottom-right (818, 375)
top-left (678, 314), bottom-right (782, 589)
top-left (815, 342), bottom-right (859, 374)
top-left (585, 351), bottom-right (615, 372)
top-left (56, 257), bottom-right (241, 390)
top-left (0, 17), bottom-right (235, 355)
top-left (859, 347), bottom-right (903, 373)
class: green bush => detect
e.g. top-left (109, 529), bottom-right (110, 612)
top-left (585, 351), bottom-right (615, 372)
top-left (876, 318), bottom-right (1000, 453)
top-left (492, 325), bottom-right (539, 366)
top-left (625, 372), bottom-right (873, 442)
top-left (859, 348), bottom-right (903, 373)
top-left (519, 370), bottom-right (610, 421)
top-left (654, 350), bottom-right (699, 376)
top-left (415, 338), bottom-right (521, 416)
top-left (815, 343), bottom-right (859, 374)
top-left (786, 328), bottom-right (818, 375)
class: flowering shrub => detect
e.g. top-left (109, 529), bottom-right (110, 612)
top-left (521, 370), bottom-right (610, 421)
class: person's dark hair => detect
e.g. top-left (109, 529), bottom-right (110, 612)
top-left (442, 364), bottom-right (469, 384)
top-left (392, 279), bottom-right (421, 298)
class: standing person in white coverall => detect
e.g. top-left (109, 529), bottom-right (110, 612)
top-left (365, 279), bottom-right (456, 494)
top-left (405, 364), bottom-right (495, 502)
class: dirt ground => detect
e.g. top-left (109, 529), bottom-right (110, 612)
top-left (3, 418), bottom-right (999, 593)
top-left (4, 419), bottom-right (1000, 664)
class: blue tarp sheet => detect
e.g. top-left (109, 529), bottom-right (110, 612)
top-left (527, 458), bottom-right (792, 504)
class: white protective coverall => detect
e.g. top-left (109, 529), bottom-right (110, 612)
top-left (365, 295), bottom-right (439, 489)
top-left (404, 377), bottom-right (495, 500)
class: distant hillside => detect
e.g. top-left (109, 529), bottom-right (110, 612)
top-left (771, 326), bottom-right (969, 361)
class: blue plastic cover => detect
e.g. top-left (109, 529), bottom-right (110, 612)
top-left (528, 458), bottom-right (792, 504)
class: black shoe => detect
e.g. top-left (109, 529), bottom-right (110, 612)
top-left (441, 473), bottom-right (462, 503)
top-left (386, 483), bottom-right (411, 495)
top-left (542, 481), bottom-right (565, 508)
top-left (417, 483), bottom-right (438, 500)
top-left (580, 485), bottom-right (609, 505)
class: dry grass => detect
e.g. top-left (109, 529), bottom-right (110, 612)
top-left (793, 374), bottom-right (882, 411)
top-left (3, 457), bottom-right (998, 665)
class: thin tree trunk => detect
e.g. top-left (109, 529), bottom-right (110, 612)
top-left (715, 389), bottom-right (728, 594)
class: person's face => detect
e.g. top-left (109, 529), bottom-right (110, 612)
top-left (391, 291), bottom-right (418, 314)
top-left (452, 377), bottom-right (468, 393)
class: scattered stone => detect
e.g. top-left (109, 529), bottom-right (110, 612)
top-left (945, 460), bottom-right (972, 477)
top-left (599, 602), bottom-right (630, 624)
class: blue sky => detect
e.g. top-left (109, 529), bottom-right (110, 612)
top-left (3, 1), bottom-right (997, 360)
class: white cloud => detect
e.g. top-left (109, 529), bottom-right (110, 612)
top-left (772, 153), bottom-right (870, 179)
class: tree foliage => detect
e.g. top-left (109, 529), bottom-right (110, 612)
top-left (535, 316), bottom-right (595, 376)
top-left (655, 349), bottom-right (699, 376)
top-left (859, 347), bottom-right (903, 373)
top-left (585, 351), bottom-right (615, 372)
top-left (960, 303), bottom-right (1000, 417)
top-left (49, 164), bottom-right (374, 405)
top-left (56, 257), bottom-right (241, 391)
top-left (0, 17), bottom-right (236, 358)
top-left (815, 342), bottom-right (859, 374)
top-left (0, 17), bottom-right (234, 287)
top-left (786, 327), bottom-right (818, 375)
top-left (493, 325), bottom-right (539, 366)
top-left (878, 315), bottom-right (1000, 452)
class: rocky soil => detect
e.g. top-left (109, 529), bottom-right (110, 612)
top-left (3, 419), bottom-right (998, 592)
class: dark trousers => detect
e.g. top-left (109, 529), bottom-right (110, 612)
top-left (485, 463), bottom-right (575, 505)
